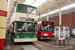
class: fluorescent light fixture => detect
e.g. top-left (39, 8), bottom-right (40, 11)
top-left (41, 13), bottom-right (47, 17)
top-left (37, 0), bottom-right (47, 3)
top-left (37, 16), bottom-right (39, 18)
top-left (39, 3), bottom-right (75, 18)
top-left (61, 4), bottom-right (75, 11)
top-left (39, 9), bottom-right (59, 18)
top-left (49, 9), bottom-right (59, 15)
top-left (24, 0), bottom-right (34, 5)
top-left (32, 2), bottom-right (42, 7)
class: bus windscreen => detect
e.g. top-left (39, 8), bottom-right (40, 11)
top-left (41, 25), bottom-right (54, 32)
top-left (16, 22), bottom-right (37, 32)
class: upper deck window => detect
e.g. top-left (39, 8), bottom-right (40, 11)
top-left (17, 6), bottom-right (27, 13)
top-left (17, 5), bottom-right (37, 15)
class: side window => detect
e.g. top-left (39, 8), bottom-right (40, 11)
top-left (17, 6), bottom-right (27, 13)
top-left (38, 25), bottom-right (40, 30)
top-left (17, 5), bottom-right (37, 15)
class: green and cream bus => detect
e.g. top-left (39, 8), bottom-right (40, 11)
top-left (9, 4), bottom-right (38, 42)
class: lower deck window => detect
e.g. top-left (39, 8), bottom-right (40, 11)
top-left (16, 22), bottom-right (37, 32)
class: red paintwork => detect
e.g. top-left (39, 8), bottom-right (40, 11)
top-left (40, 23), bottom-right (54, 26)
top-left (0, 10), bottom-right (7, 17)
top-left (38, 30), bottom-right (54, 39)
top-left (0, 39), bottom-right (5, 50)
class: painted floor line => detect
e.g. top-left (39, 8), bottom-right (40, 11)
top-left (21, 45), bottom-right (39, 50)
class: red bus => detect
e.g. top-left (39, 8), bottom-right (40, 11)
top-left (37, 21), bottom-right (54, 40)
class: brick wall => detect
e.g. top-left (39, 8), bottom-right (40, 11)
top-left (42, 12), bottom-right (75, 29)
top-left (71, 13), bottom-right (75, 29)
top-left (62, 14), bottom-right (70, 28)
top-left (49, 18), bottom-right (54, 22)
top-left (42, 20), bottom-right (47, 21)
top-left (54, 17), bottom-right (59, 26)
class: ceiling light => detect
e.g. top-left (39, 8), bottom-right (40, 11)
top-left (61, 4), bottom-right (75, 11)
top-left (41, 13), bottom-right (47, 17)
top-left (49, 9), bottom-right (59, 14)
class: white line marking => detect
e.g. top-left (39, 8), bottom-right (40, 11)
top-left (21, 45), bottom-right (39, 50)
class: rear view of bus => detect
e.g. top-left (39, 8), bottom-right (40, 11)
top-left (38, 21), bottom-right (54, 40)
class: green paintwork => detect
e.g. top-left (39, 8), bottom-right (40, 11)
top-left (16, 3), bottom-right (37, 15)
top-left (14, 32), bottom-right (37, 38)
top-left (16, 4), bottom-right (36, 9)
top-left (14, 21), bottom-right (37, 24)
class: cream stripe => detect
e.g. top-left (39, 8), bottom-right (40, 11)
top-left (14, 38), bottom-right (37, 42)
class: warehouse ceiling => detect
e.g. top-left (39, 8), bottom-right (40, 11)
top-left (8, 0), bottom-right (75, 20)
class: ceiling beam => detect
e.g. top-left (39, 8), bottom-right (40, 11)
top-left (31, 0), bottom-right (37, 5)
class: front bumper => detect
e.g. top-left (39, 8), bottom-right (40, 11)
top-left (40, 37), bottom-right (52, 39)
top-left (13, 38), bottom-right (37, 42)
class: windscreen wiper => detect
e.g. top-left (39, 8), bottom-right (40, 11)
top-left (29, 8), bottom-right (34, 14)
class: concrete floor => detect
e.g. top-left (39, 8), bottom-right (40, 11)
top-left (3, 34), bottom-right (75, 50)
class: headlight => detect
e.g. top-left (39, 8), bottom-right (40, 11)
top-left (44, 34), bottom-right (48, 36)
top-left (41, 34), bottom-right (48, 36)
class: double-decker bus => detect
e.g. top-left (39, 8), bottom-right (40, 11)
top-left (0, 0), bottom-right (8, 50)
top-left (9, 4), bottom-right (38, 42)
top-left (37, 21), bottom-right (54, 40)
